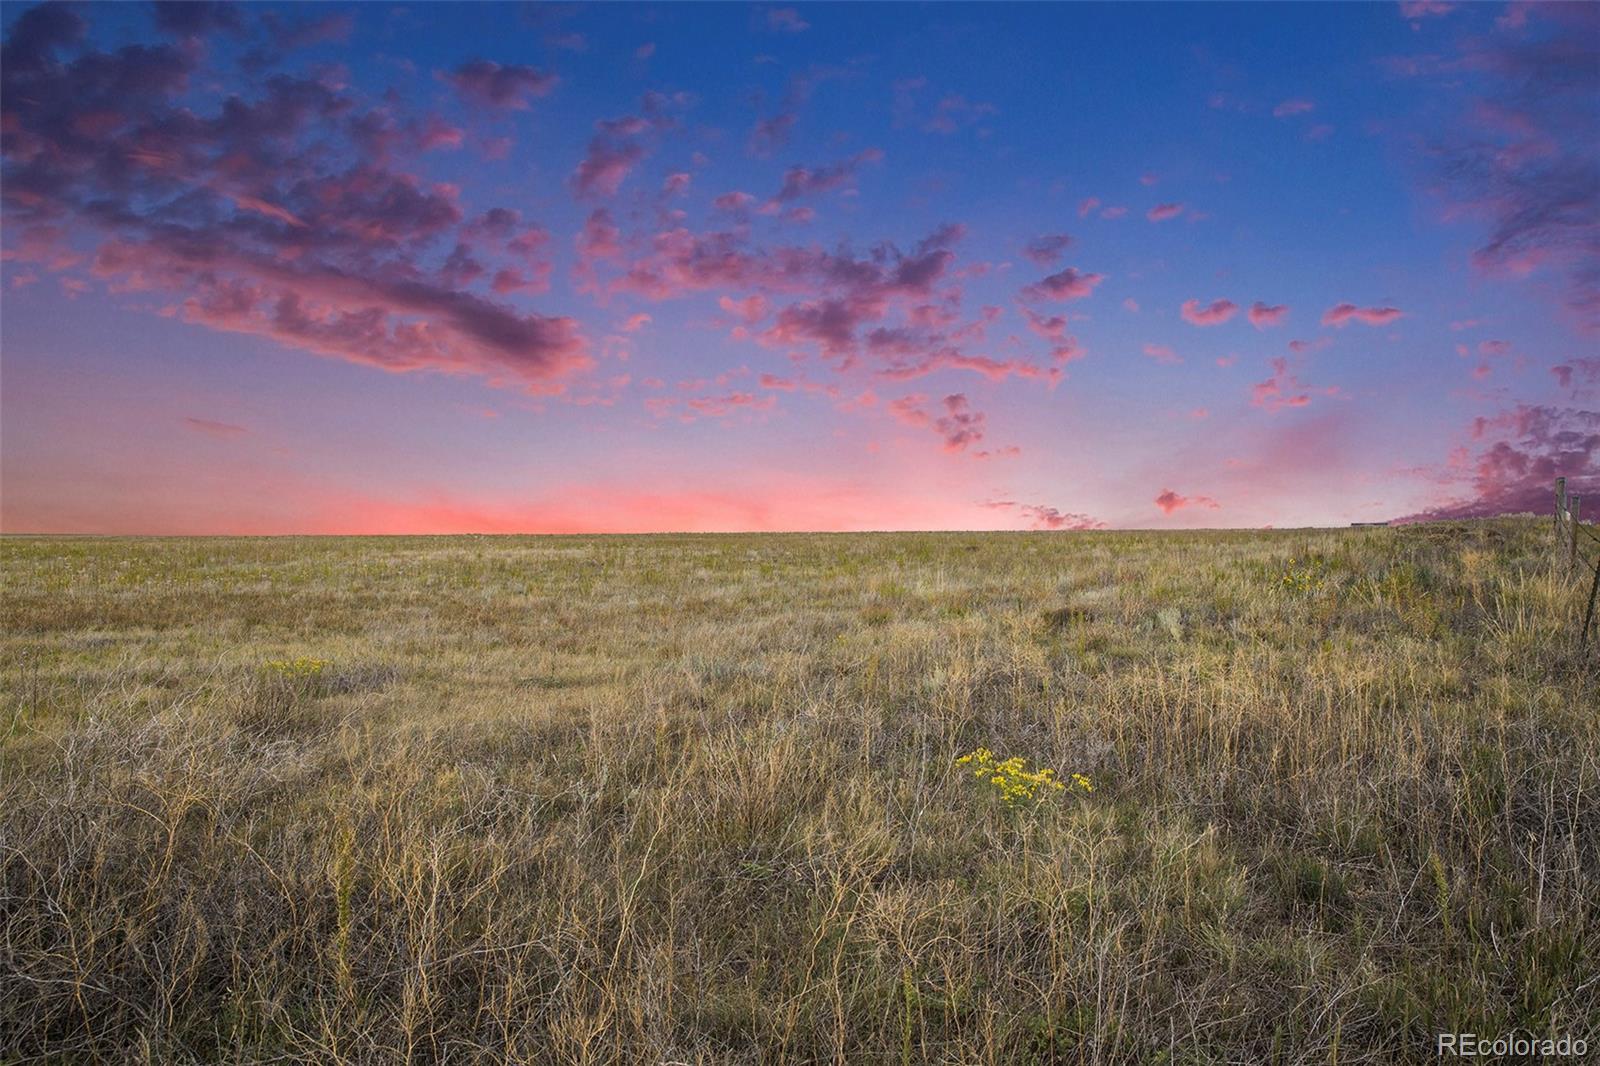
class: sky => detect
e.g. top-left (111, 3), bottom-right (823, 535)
top-left (1, 1), bottom-right (1596, 534)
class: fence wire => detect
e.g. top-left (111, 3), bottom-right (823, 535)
top-left (1554, 478), bottom-right (1600, 653)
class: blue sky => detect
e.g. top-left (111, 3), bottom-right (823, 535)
top-left (2, 1), bottom-right (1595, 532)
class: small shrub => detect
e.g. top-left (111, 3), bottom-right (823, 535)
top-left (861, 603), bottom-right (893, 626)
top-left (1270, 853), bottom-right (1350, 914)
top-left (1042, 606), bottom-right (1088, 631)
top-left (1156, 606), bottom-right (1184, 640)
top-left (236, 657), bottom-right (337, 736)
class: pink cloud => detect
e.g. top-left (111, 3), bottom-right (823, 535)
top-left (1400, 404), bottom-right (1598, 520)
top-left (924, 94), bottom-right (998, 135)
top-left (683, 391), bottom-right (777, 419)
top-left (932, 394), bottom-right (986, 451)
top-left (983, 500), bottom-right (1105, 530)
top-left (870, 346), bottom-right (1060, 385)
top-left (577, 209), bottom-right (623, 261)
top-left (1019, 306), bottom-right (1088, 364)
top-left (1147, 202), bottom-right (1185, 222)
top-left (719, 293), bottom-right (770, 325)
top-left (1077, 197), bottom-right (1101, 218)
top-left (1250, 357), bottom-right (1341, 411)
top-left (1018, 305), bottom-right (1066, 339)
top-left (773, 148), bottom-right (883, 203)
top-left (1143, 343), bottom-right (1182, 365)
top-left (891, 78), bottom-right (996, 135)
top-left (1415, 11), bottom-right (1598, 332)
top-left (86, 224), bottom-right (591, 390)
top-left (570, 98), bottom-right (683, 199)
top-left (1495, 3), bottom-right (1529, 30)
top-left (1248, 301), bottom-right (1288, 329)
top-left (766, 7), bottom-right (810, 33)
top-left (887, 393), bottom-right (930, 428)
top-left (887, 393), bottom-right (990, 452)
top-left (612, 224), bottom-right (971, 382)
top-left (490, 267), bottom-right (547, 295)
top-left (1021, 266), bottom-right (1105, 302)
top-left (446, 60), bottom-right (557, 110)
top-left (1154, 489), bottom-right (1221, 515)
top-left (182, 417), bottom-right (248, 439)
top-left (1321, 303), bottom-right (1405, 327)
top-left (2, 225), bottom-right (81, 274)
top-left (1251, 359), bottom-right (1311, 410)
top-left (1272, 99), bottom-right (1315, 118)
top-left (574, 209), bottom-right (623, 292)
top-left (416, 118), bottom-right (465, 152)
top-left (229, 194), bottom-right (305, 228)
top-left (1022, 233), bottom-right (1073, 266)
top-left (1181, 298), bottom-right (1238, 326)
top-left (714, 190), bottom-right (758, 213)
top-left (572, 137), bottom-right (645, 200)
top-left (760, 301), bottom-right (874, 357)
top-left (1398, 1), bottom-right (1455, 19)
top-left (759, 372), bottom-right (807, 392)
top-left (749, 112), bottom-right (798, 156)
top-left (1552, 358), bottom-right (1600, 392)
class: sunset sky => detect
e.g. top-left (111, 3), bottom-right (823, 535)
top-left (2, 1), bottom-right (1596, 534)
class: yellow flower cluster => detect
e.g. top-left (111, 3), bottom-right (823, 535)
top-left (955, 747), bottom-right (1092, 805)
top-left (1279, 558), bottom-right (1327, 593)
top-left (263, 657), bottom-right (332, 678)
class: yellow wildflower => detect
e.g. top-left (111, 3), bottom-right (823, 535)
top-left (955, 747), bottom-right (1088, 806)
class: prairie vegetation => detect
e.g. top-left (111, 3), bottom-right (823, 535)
top-left (2, 521), bottom-right (1596, 1063)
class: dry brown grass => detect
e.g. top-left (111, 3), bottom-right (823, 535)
top-left (2, 520), bottom-right (1596, 1063)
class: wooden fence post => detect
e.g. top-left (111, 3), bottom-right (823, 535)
top-left (1582, 555), bottom-right (1600, 653)
top-left (1571, 495), bottom-right (1582, 571)
top-left (1556, 477), bottom-right (1567, 536)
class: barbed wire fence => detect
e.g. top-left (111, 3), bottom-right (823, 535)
top-left (1554, 477), bottom-right (1600, 653)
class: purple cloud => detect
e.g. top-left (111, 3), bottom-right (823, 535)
top-left (447, 60), bottom-right (557, 110)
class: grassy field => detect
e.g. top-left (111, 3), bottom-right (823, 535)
top-left (2, 520), bottom-right (1597, 1063)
